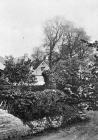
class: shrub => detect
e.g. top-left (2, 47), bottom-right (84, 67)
top-left (13, 84), bottom-right (46, 92)
top-left (0, 89), bottom-right (81, 129)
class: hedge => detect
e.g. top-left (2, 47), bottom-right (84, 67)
top-left (0, 89), bottom-right (81, 130)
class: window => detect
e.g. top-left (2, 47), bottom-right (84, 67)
top-left (41, 67), bottom-right (45, 71)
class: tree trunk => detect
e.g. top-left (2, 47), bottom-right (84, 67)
top-left (48, 72), bottom-right (56, 89)
top-left (49, 47), bottom-right (52, 70)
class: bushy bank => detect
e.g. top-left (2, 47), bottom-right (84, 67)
top-left (0, 89), bottom-right (84, 129)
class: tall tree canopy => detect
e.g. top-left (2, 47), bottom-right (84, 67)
top-left (43, 17), bottom-right (92, 92)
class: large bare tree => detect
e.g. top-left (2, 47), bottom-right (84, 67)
top-left (43, 17), bottom-right (92, 90)
top-left (43, 17), bottom-right (90, 69)
top-left (43, 17), bottom-right (65, 69)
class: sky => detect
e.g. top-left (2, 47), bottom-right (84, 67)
top-left (0, 0), bottom-right (98, 57)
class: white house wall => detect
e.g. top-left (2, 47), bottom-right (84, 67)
top-left (0, 62), bottom-right (5, 70)
top-left (32, 61), bottom-right (49, 85)
top-left (35, 76), bottom-right (45, 85)
top-left (33, 61), bottom-right (49, 76)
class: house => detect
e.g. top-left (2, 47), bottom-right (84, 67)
top-left (31, 60), bottom-right (49, 85)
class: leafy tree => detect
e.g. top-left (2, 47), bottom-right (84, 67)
top-left (43, 17), bottom-right (92, 94)
top-left (60, 29), bottom-right (89, 59)
top-left (43, 17), bottom-right (90, 69)
top-left (15, 57), bottom-right (31, 84)
top-left (86, 49), bottom-right (98, 109)
top-left (4, 55), bottom-right (16, 84)
top-left (4, 55), bottom-right (36, 86)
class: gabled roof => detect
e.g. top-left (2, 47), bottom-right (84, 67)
top-left (33, 60), bottom-right (49, 70)
top-left (33, 60), bottom-right (43, 70)
top-left (36, 60), bottom-right (49, 69)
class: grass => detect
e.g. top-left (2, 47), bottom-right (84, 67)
top-left (0, 109), bottom-right (62, 139)
top-left (0, 109), bottom-right (30, 140)
top-left (22, 111), bottom-right (98, 140)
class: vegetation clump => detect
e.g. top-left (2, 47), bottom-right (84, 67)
top-left (0, 89), bottom-right (84, 130)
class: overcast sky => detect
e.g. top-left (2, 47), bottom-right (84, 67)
top-left (0, 0), bottom-right (98, 57)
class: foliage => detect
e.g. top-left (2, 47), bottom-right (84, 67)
top-left (15, 84), bottom-right (46, 92)
top-left (0, 89), bottom-right (82, 129)
top-left (42, 41), bottom-right (98, 111)
top-left (4, 55), bottom-right (36, 85)
top-left (85, 54), bottom-right (98, 110)
top-left (26, 71), bottom-right (37, 86)
top-left (43, 17), bottom-right (94, 102)
top-left (53, 58), bottom-right (79, 90)
top-left (43, 17), bottom-right (89, 70)
top-left (0, 78), bottom-right (11, 90)
top-left (4, 56), bottom-right (16, 84)
top-left (1, 17), bottom-right (98, 132)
